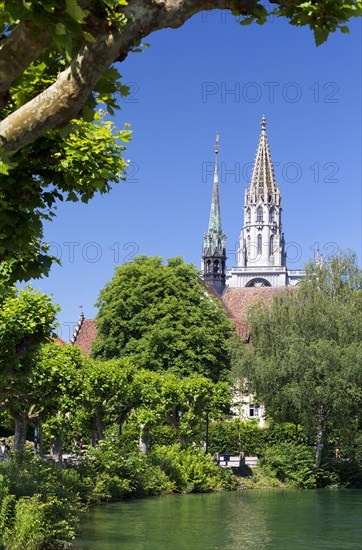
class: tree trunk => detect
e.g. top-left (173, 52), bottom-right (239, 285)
top-left (139, 423), bottom-right (149, 455)
top-left (91, 406), bottom-right (104, 447)
top-left (170, 407), bottom-right (179, 430)
top-left (51, 434), bottom-right (63, 464)
top-left (38, 422), bottom-right (43, 458)
top-left (315, 403), bottom-right (324, 468)
top-left (179, 434), bottom-right (190, 445)
top-left (13, 413), bottom-right (28, 451)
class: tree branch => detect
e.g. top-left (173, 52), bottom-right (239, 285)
top-left (0, 0), bottom-right (267, 154)
top-left (0, 21), bottom-right (52, 98)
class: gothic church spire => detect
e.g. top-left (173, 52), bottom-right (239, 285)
top-left (202, 132), bottom-right (227, 295)
top-left (238, 116), bottom-right (285, 271)
top-left (249, 115), bottom-right (277, 203)
top-left (208, 132), bottom-right (223, 235)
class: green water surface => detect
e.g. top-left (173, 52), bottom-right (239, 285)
top-left (74, 489), bottom-right (362, 550)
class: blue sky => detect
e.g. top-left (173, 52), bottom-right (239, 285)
top-left (32, 11), bottom-right (361, 340)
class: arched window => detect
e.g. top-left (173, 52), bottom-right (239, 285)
top-left (213, 260), bottom-right (219, 273)
top-left (269, 208), bottom-right (274, 223)
top-left (246, 278), bottom-right (271, 288)
top-left (257, 207), bottom-right (263, 223)
top-left (246, 208), bottom-right (251, 223)
top-left (257, 234), bottom-right (262, 255)
top-left (206, 260), bottom-right (212, 273)
top-left (270, 235), bottom-right (274, 256)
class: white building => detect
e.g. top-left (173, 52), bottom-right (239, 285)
top-left (203, 116), bottom-right (304, 293)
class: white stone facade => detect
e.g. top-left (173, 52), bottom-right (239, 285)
top-left (231, 385), bottom-right (266, 427)
top-left (226, 116), bottom-right (304, 288)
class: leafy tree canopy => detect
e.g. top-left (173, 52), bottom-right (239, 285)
top-left (0, 285), bottom-right (59, 365)
top-left (0, 286), bottom-right (77, 449)
top-left (0, 0), bottom-right (361, 288)
top-left (230, 250), bottom-right (362, 465)
top-left (92, 255), bottom-right (235, 381)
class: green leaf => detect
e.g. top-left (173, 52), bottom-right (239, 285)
top-left (55, 23), bottom-right (66, 35)
top-left (66, 0), bottom-right (87, 23)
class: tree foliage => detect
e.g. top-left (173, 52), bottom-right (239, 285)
top-left (230, 251), bottom-right (362, 465)
top-left (92, 256), bottom-right (235, 381)
top-left (0, 0), bottom-right (360, 287)
top-left (0, 286), bottom-right (58, 363)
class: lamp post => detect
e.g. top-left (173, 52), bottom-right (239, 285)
top-left (205, 411), bottom-right (209, 454)
top-left (34, 417), bottom-right (39, 456)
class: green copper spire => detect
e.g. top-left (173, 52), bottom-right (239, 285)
top-left (202, 133), bottom-right (227, 295)
top-left (204, 132), bottom-right (226, 255)
top-left (208, 132), bottom-right (222, 235)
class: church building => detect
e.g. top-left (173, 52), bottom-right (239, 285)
top-left (73, 116), bottom-right (305, 362)
top-left (72, 116), bottom-right (306, 423)
top-left (202, 116), bottom-right (304, 294)
top-left (201, 116), bottom-right (305, 423)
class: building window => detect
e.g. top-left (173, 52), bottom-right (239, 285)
top-left (270, 235), bottom-right (274, 256)
top-left (257, 234), bottom-right (262, 255)
top-left (269, 208), bottom-right (274, 223)
top-left (257, 207), bottom-right (263, 223)
top-left (246, 208), bottom-right (251, 223)
top-left (206, 260), bottom-right (212, 273)
top-left (249, 404), bottom-right (259, 418)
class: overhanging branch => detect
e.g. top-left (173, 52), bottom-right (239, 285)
top-left (0, 21), bottom-right (52, 97)
top-left (0, 0), bottom-right (273, 154)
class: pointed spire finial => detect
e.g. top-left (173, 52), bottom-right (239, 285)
top-left (213, 132), bottom-right (219, 185)
top-left (215, 131), bottom-right (219, 155)
top-left (261, 115), bottom-right (267, 131)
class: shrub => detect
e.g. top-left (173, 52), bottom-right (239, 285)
top-left (316, 460), bottom-right (362, 488)
top-left (0, 456), bottom-right (79, 549)
top-left (208, 419), bottom-right (267, 456)
top-left (260, 442), bottom-right (316, 488)
top-left (152, 444), bottom-right (238, 493)
top-left (1, 494), bottom-right (77, 550)
top-left (84, 431), bottom-right (173, 501)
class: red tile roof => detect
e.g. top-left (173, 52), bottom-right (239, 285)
top-left (222, 287), bottom-right (288, 339)
top-left (74, 319), bottom-right (96, 356)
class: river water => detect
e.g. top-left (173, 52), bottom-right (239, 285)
top-left (74, 489), bottom-right (362, 549)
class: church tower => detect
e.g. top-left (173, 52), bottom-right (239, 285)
top-left (226, 116), bottom-right (303, 288)
top-left (238, 115), bottom-right (286, 270)
top-left (202, 133), bottom-right (227, 295)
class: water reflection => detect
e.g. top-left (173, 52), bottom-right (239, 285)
top-left (74, 490), bottom-right (362, 550)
